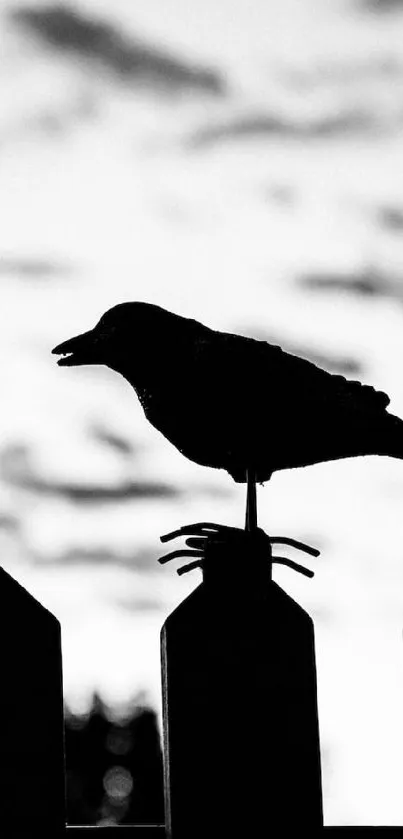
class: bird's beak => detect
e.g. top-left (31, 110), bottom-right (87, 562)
top-left (52, 328), bottom-right (103, 367)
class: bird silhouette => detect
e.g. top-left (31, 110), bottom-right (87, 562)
top-left (52, 302), bottom-right (403, 524)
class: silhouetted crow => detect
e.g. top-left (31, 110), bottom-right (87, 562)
top-left (52, 302), bottom-right (403, 485)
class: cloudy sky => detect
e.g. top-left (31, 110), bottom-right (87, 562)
top-left (2, 0), bottom-right (403, 825)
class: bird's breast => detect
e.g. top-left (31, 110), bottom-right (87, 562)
top-left (136, 380), bottom-right (242, 471)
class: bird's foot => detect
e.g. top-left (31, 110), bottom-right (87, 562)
top-left (158, 522), bottom-right (320, 578)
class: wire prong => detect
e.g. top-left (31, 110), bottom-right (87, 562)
top-left (270, 537), bottom-right (320, 557)
top-left (158, 549), bottom-right (204, 565)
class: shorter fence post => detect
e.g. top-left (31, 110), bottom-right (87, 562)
top-left (0, 567), bottom-right (65, 835)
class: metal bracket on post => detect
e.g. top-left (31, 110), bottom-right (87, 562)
top-left (159, 522), bottom-right (320, 579)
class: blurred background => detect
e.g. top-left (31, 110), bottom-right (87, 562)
top-left (2, 0), bottom-right (403, 826)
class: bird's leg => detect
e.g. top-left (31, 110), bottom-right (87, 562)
top-left (245, 468), bottom-right (257, 532)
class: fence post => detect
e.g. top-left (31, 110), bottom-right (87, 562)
top-left (0, 567), bottom-right (65, 835)
top-left (161, 527), bottom-right (323, 837)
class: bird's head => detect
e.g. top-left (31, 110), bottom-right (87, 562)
top-left (52, 301), bottom-right (197, 376)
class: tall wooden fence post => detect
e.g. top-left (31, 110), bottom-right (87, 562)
top-left (161, 527), bottom-right (323, 837)
top-left (0, 567), bottom-right (65, 836)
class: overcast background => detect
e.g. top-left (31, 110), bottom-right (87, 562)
top-left (2, 0), bottom-right (403, 825)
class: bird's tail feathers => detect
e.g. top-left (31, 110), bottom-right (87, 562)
top-left (378, 414), bottom-right (403, 461)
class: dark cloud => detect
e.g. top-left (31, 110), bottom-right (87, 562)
top-left (282, 54), bottom-right (402, 91)
top-left (264, 184), bottom-right (296, 206)
top-left (188, 108), bottom-right (383, 149)
top-left (305, 110), bottom-right (380, 137)
top-left (35, 546), bottom-right (166, 583)
top-left (11, 5), bottom-right (224, 95)
top-left (378, 206), bottom-right (403, 231)
top-left (300, 270), bottom-right (382, 297)
top-left (89, 424), bottom-right (138, 457)
top-left (115, 595), bottom-right (164, 612)
top-left (0, 257), bottom-right (71, 279)
top-left (0, 444), bottom-right (178, 502)
top-left (362, 0), bottom-right (403, 11)
top-left (299, 268), bottom-right (403, 306)
top-left (0, 514), bottom-right (20, 532)
top-left (189, 115), bottom-right (293, 147)
top-left (17, 476), bottom-right (177, 502)
top-left (45, 546), bottom-right (159, 572)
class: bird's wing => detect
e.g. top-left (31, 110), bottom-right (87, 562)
top-left (193, 332), bottom-right (390, 419)
top-left (260, 341), bottom-right (390, 414)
